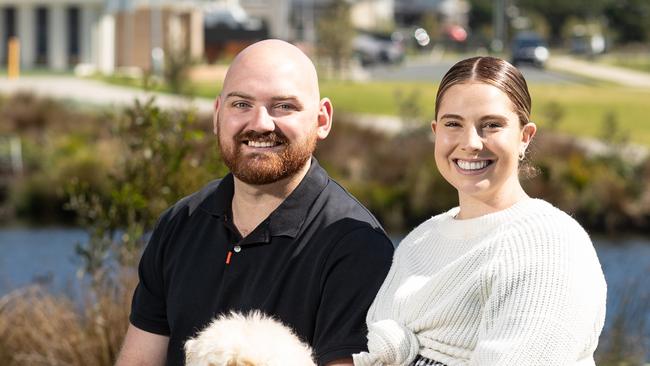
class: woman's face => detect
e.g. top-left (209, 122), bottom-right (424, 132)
top-left (432, 82), bottom-right (536, 206)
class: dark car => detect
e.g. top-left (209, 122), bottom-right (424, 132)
top-left (511, 32), bottom-right (549, 68)
top-left (353, 31), bottom-right (405, 67)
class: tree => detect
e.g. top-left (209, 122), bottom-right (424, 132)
top-left (316, 0), bottom-right (355, 76)
top-left (516, 0), bottom-right (610, 45)
top-left (604, 0), bottom-right (650, 43)
top-left (66, 99), bottom-right (228, 288)
top-left (468, 0), bottom-right (494, 36)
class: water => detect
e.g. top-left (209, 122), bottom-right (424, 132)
top-left (1, 228), bottom-right (649, 358)
top-left (1, 228), bottom-right (649, 299)
top-left (0, 228), bottom-right (88, 298)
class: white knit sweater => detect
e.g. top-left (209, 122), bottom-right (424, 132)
top-left (354, 198), bottom-right (607, 366)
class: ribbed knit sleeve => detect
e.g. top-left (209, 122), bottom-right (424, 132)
top-left (472, 211), bottom-right (607, 365)
top-left (355, 199), bottom-right (607, 366)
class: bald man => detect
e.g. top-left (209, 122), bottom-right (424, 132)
top-left (116, 40), bottom-right (394, 366)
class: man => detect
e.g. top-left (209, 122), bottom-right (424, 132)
top-left (116, 40), bottom-right (394, 366)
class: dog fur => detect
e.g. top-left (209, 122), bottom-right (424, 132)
top-left (184, 311), bottom-right (316, 366)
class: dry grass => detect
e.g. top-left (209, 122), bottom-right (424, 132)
top-left (0, 271), bottom-right (136, 366)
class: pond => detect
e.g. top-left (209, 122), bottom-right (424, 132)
top-left (1, 227), bottom-right (648, 299)
top-left (1, 228), bottom-right (649, 359)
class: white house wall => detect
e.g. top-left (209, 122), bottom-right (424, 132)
top-left (81, 3), bottom-right (100, 66)
top-left (96, 13), bottom-right (115, 74)
top-left (240, 0), bottom-right (290, 40)
top-left (16, 2), bottom-right (35, 68)
top-left (49, 3), bottom-right (67, 70)
top-left (351, 0), bottom-right (395, 31)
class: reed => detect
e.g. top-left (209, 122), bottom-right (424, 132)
top-left (0, 270), bottom-right (136, 366)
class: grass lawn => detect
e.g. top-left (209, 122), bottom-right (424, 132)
top-left (101, 75), bottom-right (650, 146)
top-left (530, 84), bottom-right (650, 145)
top-left (599, 54), bottom-right (650, 73)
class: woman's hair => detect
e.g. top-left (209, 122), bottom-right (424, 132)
top-left (435, 56), bottom-right (531, 127)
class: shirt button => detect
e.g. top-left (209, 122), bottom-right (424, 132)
top-left (233, 245), bottom-right (242, 253)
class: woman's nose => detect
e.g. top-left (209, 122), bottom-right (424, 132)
top-left (461, 127), bottom-right (483, 152)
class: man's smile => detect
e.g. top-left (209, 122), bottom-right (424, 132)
top-left (244, 140), bottom-right (283, 148)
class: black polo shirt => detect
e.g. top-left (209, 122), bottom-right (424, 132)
top-left (130, 158), bottom-right (394, 365)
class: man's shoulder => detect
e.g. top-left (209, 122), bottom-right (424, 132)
top-left (320, 178), bottom-right (377, 219)
top-left (168, 178), bottom-right (225, 221)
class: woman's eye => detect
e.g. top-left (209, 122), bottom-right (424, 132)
top-left (483, 122), bottom-right (502, 129)
top-left (444, 121), bottom-right (460, 127)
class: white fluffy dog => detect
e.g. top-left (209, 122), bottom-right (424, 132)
top-left (184, 311), bottom-right (316, 366)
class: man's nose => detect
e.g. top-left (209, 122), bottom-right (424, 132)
top-left (249, 106), bottom-right (275, 132)
top-left (461, 127), bottom-right (483, 152)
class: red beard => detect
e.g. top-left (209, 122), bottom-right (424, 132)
top-left (217, 122), bottom-right (317, 185)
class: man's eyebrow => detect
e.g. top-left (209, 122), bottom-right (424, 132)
top-left (270, 95), bottom-right (300, 101)
top-left (439, 113), bottom-right (464, 120)
top-left (225, 92), bottom-right (255, 100)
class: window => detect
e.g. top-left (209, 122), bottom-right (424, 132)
top-left (67, 6), bottom-right (80, 64)
top-left (35, 7), bottom-right (48, 65)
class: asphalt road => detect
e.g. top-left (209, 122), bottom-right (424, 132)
top-left (366, 57), bottom-right (590, 84)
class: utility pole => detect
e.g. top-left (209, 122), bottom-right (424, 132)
top-left (150, 0), bottom-right (164, 75)
top-left (492, 0), bottom-right (505, 53)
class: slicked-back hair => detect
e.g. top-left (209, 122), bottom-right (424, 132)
top-left (435, 56), bottom-right (532, 127)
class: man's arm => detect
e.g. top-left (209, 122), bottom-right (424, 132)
top-left (115, 324), bottom-right (169, 366)
top-left (313, 226), bottom-right (394, 365)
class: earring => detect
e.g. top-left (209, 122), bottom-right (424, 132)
top-left (519, 142), bottom-right (529, 161)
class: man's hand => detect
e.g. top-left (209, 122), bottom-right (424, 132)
top-left (115, 324), bottom-right (169, 366)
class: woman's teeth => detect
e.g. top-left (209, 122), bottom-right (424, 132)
top-left (457, 160), bottom-right (490, 170)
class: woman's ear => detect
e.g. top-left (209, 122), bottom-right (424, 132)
top-left (521, 122), bottom-right (537, 145)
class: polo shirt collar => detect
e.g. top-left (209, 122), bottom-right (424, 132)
top-left (268, 157), bottom-right (328, 237)
top-left (199, 157), bottom-right (328, 239)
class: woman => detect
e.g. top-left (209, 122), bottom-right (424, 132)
top-left (354, 56), bottom-right (607, 366)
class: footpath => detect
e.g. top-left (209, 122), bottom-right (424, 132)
top-left (0, 56), bottom-right (648, 136)
top-left (548, 56), bottom-right (650, 88)
top-left (0, 76), bottom-right (215, 115)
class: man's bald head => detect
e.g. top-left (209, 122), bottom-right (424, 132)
top-left (222, 40), bottom-right (321, 103)
top-left (213, 39), bottom-right (333, 186)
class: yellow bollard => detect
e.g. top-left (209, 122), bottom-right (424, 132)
top-left (8, 37), bottom-right (20, 79)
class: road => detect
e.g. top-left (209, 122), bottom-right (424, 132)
top-left (365, 56), bottom-right (590, 84)
top-left (0, 55), bottom-right (648, 123)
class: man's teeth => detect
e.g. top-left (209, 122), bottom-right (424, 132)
top-left (457, 160), bottom-right (489, 170)
top-left (247, 141), bottom-right (277, 148)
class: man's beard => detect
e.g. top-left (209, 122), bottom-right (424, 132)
top-left (217, 118), bottom-right (317, 185)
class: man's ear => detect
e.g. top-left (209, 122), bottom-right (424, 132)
top-left (316, 98), bottom-right (333, 140)
top-left (213, 96), bottom-right (221, 136)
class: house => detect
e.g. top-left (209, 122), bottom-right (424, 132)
top-left (0, 0), bottom-right (203, 74)
top-left (394, 0), bottom-right (469, 29)
top-left (0, 0), bottom-right (108, 71)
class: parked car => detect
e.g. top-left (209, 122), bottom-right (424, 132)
top-left (511, 32), bottom-right (549, 68)
top-left (353, 31), bottom-right (405, 67)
